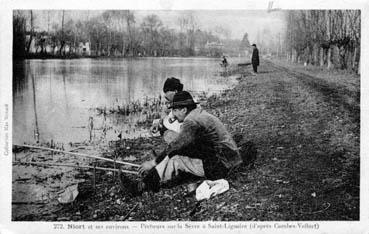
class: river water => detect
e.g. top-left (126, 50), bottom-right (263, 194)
top-left (13, 57), bottom-right (241, 145)
top-left (12, 57), bottom-right (243, 219)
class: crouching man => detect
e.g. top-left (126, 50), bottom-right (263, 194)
top-left (121, 91), bottom-right (243, 196)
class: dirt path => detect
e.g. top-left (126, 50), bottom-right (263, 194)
top-left (15, 60), bottom-right (359, 221)
top-left (272, 62), bottom-right (360, 126)
top-left (212, 60), bottom-right (359, 220)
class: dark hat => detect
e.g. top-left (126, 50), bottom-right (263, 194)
top-left (163, 77), bottom-right (183, 93)
top-left (168, 91), bottom-right (199, 109)
top-left (252, 44), bottom-right (257, 46)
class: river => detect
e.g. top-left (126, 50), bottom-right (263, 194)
top-left (13, 57), bottom-right (241, 145)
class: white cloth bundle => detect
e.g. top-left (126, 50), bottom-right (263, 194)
top-left (195, 179), bottom-right (229, 201)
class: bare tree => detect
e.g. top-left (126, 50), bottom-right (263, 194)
top-left (177, 12), bottom-right (198, 56)
top-left (284, 10), bottom-right (360, 72)
top-left (13, 10), bottom-right (27, 59)
top-left (123, 10), bottom-right (136, 56)
top-left (58, 10), bottom-right (65, 55)
top-left (26, 10), bottom-right (34, 54)
top-left (240, 32), bottom-right (251, 54)
top-left (141, 14), bottom-right (163, 56)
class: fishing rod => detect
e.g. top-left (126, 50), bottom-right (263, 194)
top-left (13, 144), bottom-right (140, 168)
top-left (13, 161), bottom-right (138, 175)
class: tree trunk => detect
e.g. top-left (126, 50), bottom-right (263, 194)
top-left (305, 46), bottom-right (314, 65)
top-left (293, 49), bottom-right (298, 63)
top-left (345, 48), bottom-right (352, 71)
top-left (326, 11), bottom-right (333, 69)
top-left (126, 19), bottom-right (132, 56)
top-left (352, 46), bottom-right (358, 72)
top-left (319, 47), bottom-right (324, 66)
top-left (26, 10), bottom-right (34, 54)
top-left (59, 42), bottom-right (65, 56)
top-left (108, 31), bottom-right (111, 56)
top-left (287, 49), bottom-right (292, 61)
top-left (313, 43), bottom-right (319, 65)
top-left (73, 33), bottom-right (76, 55)
top-left (358, 55), bottom-right (360, 74)
top-left (59, 10), bottom-right (65, 56)
top-left (40, 42), bottom-right (45, 54)
top-left (327, 46), bottom-right (333, 69)
top-left (47, 11), bottom-right (50, 34)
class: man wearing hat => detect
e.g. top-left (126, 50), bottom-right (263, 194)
top-left (251, 44), bottom-right (259, 73)
top-left (151, 77), bottom-right (184, 143)
top-left (121, 91), bottom-right (243, 196)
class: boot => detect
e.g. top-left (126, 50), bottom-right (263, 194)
top-left (120, 168), bottom-right (160, 197)
top-left (142, 168), bottom-right (161, 193)
top-left (240, 141), bottom-right (257, 169)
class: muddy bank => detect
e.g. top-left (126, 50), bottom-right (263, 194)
top-left (12, 60), bottom-right (359, 221)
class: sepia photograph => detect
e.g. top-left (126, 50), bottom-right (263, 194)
top-left (4, 1), bottom-right (363, 228)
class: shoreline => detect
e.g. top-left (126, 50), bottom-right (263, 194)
top-left (15, 55), bottom-right (228, 61)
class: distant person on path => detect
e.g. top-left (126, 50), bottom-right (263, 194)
top-left (251, 44), bottom-right (259, 73)
top-left (151, 77), bottom-right (183, 143)
top-left (121, 91), bottom-right (243, 196)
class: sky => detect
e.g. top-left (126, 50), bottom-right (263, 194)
top-left (27, 10), bottom-right (286, 41)
top-left (135, 10), bottom-right (286, 41)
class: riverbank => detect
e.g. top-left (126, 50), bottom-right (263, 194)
top-left (20, 54), bottom-right (228, 60)
top-left (12, 59), bottom-right (359, 221)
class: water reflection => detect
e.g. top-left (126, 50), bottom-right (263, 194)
top-left (13, 57), bottom-right (240, 144)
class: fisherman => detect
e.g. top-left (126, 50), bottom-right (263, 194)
top-left (221, 56), bottom-right (228, 67)
top-left (251, 44), bottom-right (259, 73)
top-left (151, 77), bottom-right (184, 143)
top-left (121, 91), bottom-right (243, 196)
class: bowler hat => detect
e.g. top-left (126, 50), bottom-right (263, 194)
top-left (252, 44), bottom-right (256, 46)
top-left (168, 91), bottom-right (199, 109)
top-left (163, 77), bottom-right (183, 93)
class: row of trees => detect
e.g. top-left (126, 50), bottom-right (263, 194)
top-left (14, 10), bottom-right (360, 73)
top-left (284, 10), bottom-right (360, 72)
top-left (13, 10), bottom-right (232, 59)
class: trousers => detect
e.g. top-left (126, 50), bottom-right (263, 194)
top-left (252, 64), bottom-right (258, 73)
top-left (155, 155), bottom-right (205, 182)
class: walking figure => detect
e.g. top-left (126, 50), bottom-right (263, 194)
top-left (251, 44), bottom-right (259, 73)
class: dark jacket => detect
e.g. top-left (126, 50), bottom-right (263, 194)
top-left (156, 108), bottom-right (242, 178)
top-left (252, 47), bottom-right (259, 66)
